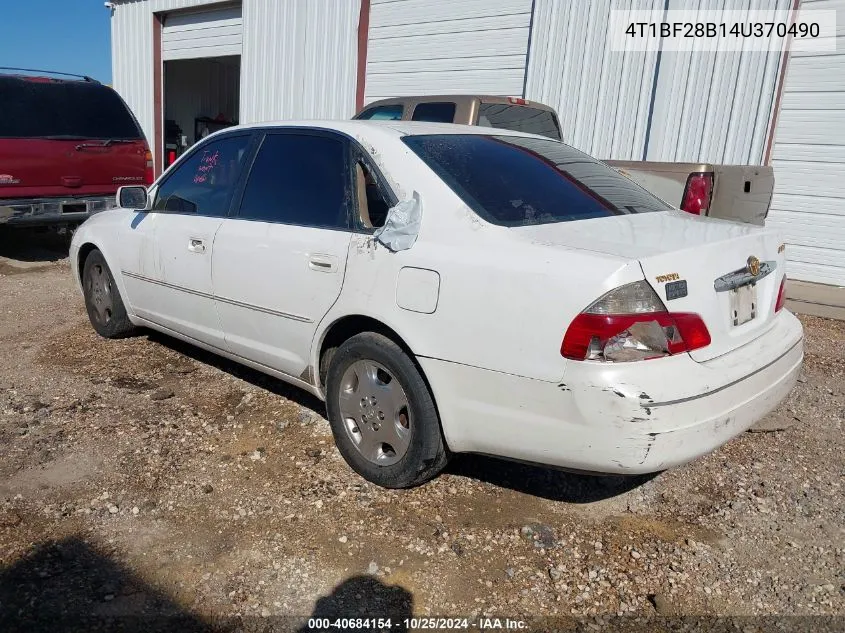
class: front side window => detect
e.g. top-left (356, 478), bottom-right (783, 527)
top-left (153, 134), bottom-right (251, 216)
top-left (237, 133), bottom-right (349, 229)
top-left (355, 105), bottom-right (403, 121)
top-left (476, 103), bottom-right (562, 141)
top-left (403, 134), bottom-right (669, 227)
top-left (411, 102), bottom-right (456, 123)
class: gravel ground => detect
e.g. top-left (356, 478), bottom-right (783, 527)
top-left (0, 230), bottom-right (843, 632)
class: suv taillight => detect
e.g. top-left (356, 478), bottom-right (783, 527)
top-left (144, 146), bottom-right (154, 185)
top-left (681, 172), bottom-right (714, 216)
top-left (775, 276), bottom-right (787, 313)
top-left (561, 281), bottom-right (711, 362)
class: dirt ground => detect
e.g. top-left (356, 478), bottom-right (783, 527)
top-left (0, 228), bottom-right (843, 632)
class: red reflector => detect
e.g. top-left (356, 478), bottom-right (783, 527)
top-left (167, 150), bottom-right (177, 165)
top-left (681, 172), bottom-right (714, 216)
top-left (561, 312), bottom-right (711, 361)
top-left (775, 276), bottom-right (787, 312)
top-left (508, 97), bottom-right (528, 105)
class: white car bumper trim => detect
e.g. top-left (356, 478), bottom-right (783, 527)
top-left (646, 338), bottom-right (802, 408)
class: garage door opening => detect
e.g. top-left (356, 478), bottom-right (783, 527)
top-left (163, 56), bottom-right (240, 169)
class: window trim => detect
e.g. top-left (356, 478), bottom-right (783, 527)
top-left (151, 130), bottom-right (259, 218)
top-left (349, 146), bottom-right (398, 235)
top-left (230, 127), bottom-right (356, 233)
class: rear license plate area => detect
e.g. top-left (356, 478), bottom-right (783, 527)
top-left (730, 283), bottom-right (757, 326)
top-left (62, 203), bottom-right (86, 214)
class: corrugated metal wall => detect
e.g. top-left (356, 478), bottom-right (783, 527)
top-left (765, 0), bottom-right (845, 286)
top-left (363, 0), bottom-right (533, 104)
top-left (164, 56), bottom-right (240, 144)
top-left (239, 0), bottom-right (359, 123)
top-left (112, 0), bottom-right (359, 158)
top-left (646, 0), bottom-right (791, 164)
top-left (525, 0), bottom-right (662, 161)
top-left (111, 0), bottom-right (215, 152)
top-left (526, 0), bottom-right (790, 164)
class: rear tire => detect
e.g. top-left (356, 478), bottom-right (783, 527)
top-left (325, 332), bottom-right (448, 488)
top-left (82, 249), bottom-right (136, 339)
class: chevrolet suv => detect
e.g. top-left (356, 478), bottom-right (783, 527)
top-left (0, 69), bottom-right (152, 233)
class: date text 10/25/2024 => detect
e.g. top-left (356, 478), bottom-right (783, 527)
top-left (305, 617), bottom-right (527, 630)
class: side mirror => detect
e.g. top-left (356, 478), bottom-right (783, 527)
top-left (117, 185), bottom-right (149, 210)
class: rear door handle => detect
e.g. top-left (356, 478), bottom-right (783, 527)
top-left (188, 238), bottom-right (206, 253)
top-left (308, 254), bottom-right (338, 273)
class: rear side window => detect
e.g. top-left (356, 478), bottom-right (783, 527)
top-left (0, 77), bottom-right (143, 140)
top-left (412, 102), bottom-right (456, 123)
top-left (153, 134), bottom-right (251, 216)
top-left (355, 105), bottom-right (403, 121)
top-left (237, 133), bottom-right (349, 229)
top-left (403, 134), bottom-right (669, 227)
top-left (477, 103), bottom-right (562, 141)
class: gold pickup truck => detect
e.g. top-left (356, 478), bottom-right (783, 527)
top-left (354, 95), bottom-right (774, 226)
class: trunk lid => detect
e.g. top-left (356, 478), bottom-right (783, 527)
top-left (0, 138), bottom-right (147, 198)
top-left (511, 211), bottom-right (785, 362)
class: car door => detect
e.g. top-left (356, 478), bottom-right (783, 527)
top-left (211, 129), bottom-right (354, 378)
top-left (129, 132), bottom-right (254, 348)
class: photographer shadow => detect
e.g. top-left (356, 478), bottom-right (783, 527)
top-left (299, 575), bottom-right (413, 633)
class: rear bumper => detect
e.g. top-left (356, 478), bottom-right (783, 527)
top-left (420, 310), bottom-right (803, 474)
top-left (0, 195), bottom-right (116, 226)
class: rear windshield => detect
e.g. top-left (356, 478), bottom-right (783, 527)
top-left (477, 103), bottom-right (562, 140)
top-left (0, 77), bottom-right (143, 140)
top-left (403, 134), bottom-right (670, 227)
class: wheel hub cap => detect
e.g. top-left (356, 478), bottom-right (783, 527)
top-left (338, 360), bottom-right (411, 466)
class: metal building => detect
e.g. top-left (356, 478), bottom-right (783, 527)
top-left (110, 0), bottom-right (845, 293)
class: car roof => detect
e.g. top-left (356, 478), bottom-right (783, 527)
top-left (229, 119), bottom-right (552, 141)
top-left (360, 95), bottom-right (558, 111)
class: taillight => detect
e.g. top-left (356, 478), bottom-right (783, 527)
top-left (508, 97), bottom-right (528, 105)
top-left (775, 276), bottom-right (787, 313)
top-left (561, 281), bottom-right (711, 362)
top-left (144, 146), bottom-right (154, 185)
top-left (681, 172), bottom-right (714, 216)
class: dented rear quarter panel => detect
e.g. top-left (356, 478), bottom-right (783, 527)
top-left (312, 130), bottom-right (645, 384)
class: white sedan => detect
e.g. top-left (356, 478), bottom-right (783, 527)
top-left (70, 121), bottom-right (803, 488)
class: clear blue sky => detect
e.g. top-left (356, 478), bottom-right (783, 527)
top-left (0, 1), bottom-right (112, 83)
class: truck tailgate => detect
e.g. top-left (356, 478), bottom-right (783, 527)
top-left (605, 160), bottom-right (774, 226)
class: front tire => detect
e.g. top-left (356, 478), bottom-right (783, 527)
top-left (82, 249), bottom-right (136, 339)
top-left (325, 332), bottom-right (448, 488)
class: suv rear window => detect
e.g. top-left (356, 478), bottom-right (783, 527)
top-left (0, 77), bottom-right (143, 140)
top-left (403, 134), bottom-right (669, 227)
top-left (476, 103), bottom-right (562, 141)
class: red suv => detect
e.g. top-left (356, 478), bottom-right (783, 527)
top-left (0, 69), bottom-right (152, 231)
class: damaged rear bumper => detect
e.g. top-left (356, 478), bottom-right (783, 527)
top-left (0, 195), bottom-right (116, 227)
top-left (419, 310), bottom-right (804, 474)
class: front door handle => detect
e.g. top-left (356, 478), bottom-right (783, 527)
top-left (188, 238), bottom-right (206, 253)
top-left (308, 254), bottom-right (338, 273)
